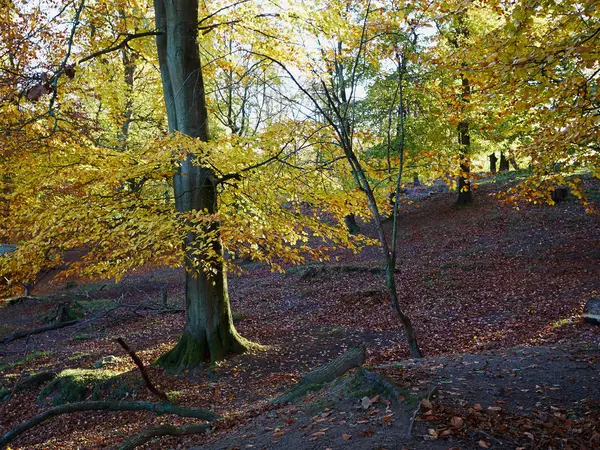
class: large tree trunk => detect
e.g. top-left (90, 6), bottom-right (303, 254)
top-left (154, 0), bottom-right (249, 370)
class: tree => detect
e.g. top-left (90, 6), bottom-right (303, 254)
top-left (130, 0), bottom-right (257, 369)
top-left (436, 0), bottom-right (599, 210)
top-left (0, 0), bottom-right (361, 368)
top-left (259, 0), bottom-right (426, 357)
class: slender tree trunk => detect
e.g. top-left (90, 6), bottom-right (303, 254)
top-left (386, 56), bottom-right (422, 359)
top-left (385, 265), bottom-right (422, 358)
top-left (499, 152), bottom-right (510, 171)
top-left (457, 77), bottom-right (472, 205)
top-left (154, 0), bottom-right (249, 370)
top-left (119, 47), bottom-right (135, 151)
top-left (489, 153), bottom-right (497, 173)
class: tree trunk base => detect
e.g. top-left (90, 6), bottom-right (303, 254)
top-left (344, 214), bottom-right (360, 234)
top-left (456, 191), bottom-right (473, 206)
top-left (156, 329), bottom-right (257, 371)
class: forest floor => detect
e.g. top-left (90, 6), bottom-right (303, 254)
top-left (1, 174), bottom-right (599, 449)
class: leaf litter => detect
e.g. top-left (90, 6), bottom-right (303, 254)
top-left (0, 179), bottom-right (599, 448)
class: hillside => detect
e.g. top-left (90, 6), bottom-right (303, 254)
top-left (1, 177), bottom-right (599, 449)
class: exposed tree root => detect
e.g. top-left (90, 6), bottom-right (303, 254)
top-left (157, 329), bottom-right (257, 372)
top-left (0, 400), bottom-right (217, 447)
top-left (118, 423), bottom-right (209, 450)
top-left (407, 386), bottom-right (439, 439)
top-left (273, 343), bottom-right (366, 404)
top-left (116, 337), bottom-right (169, 402)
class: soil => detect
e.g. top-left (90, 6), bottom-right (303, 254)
top-left (194, 342), bottom-right (600, 450)
top-left (0, 176), bottom-right (599, 449)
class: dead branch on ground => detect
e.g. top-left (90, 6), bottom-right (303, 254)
top-left (115, 337), bottom-right (170, 402)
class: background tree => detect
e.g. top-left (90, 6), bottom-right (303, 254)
top-left (258, 0), bottom-right (434, 357)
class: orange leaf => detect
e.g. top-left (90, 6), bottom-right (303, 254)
top-left (342, 434), bottom-right (352, 441)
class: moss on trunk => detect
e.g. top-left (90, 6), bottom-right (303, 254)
top-left (157, 326), bottom-right (251, 371)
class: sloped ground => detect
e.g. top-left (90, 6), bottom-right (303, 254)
top-left (0, 176), bottom-right (599, 449)
top-left (194, 342), bottom-right (600, 449)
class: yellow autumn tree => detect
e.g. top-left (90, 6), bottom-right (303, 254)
top-left (0, 0), bottom-right (367, 369)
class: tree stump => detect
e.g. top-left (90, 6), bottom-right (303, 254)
top-left (160, 286), bottom-right (168, 308)
top-left (344, 214), bottom-right (360, 234)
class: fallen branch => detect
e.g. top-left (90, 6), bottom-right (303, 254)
top-left (0, 400), bottom-right (217, 447)
top-left (273, 343), bottom-right (366, 404)
top-left (116, 337), bottom-right (169, 402)
top-left (1, 299), bottom-right (181, 345)
top-left (118, 423), bottom-right (209, 450)
top-left (2, 320), bottom-right (80, 344)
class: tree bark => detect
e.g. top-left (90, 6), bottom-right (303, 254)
top-left (489, 153), bottom-right (497, 173)
top-left (456, 76), bottom-right (472, 205)
top-left (499, 152), bottom-right (510, 171)
top-left (273, 344), bottom-right (366, 404)
top-left (118, 423), bottom-right (209, 450)
top-left (344, 213), bottom-right (360, 234)
top-left (153, 0), bottom-right (250, 370)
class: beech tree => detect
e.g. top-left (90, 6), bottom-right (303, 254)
top-left (151, 0), bottom-right (253, 369)
top-left (0, 0), bottom-right (361, 369)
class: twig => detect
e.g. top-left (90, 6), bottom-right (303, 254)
top-left (474, 429), bottom-right (506, 446)
top-left (407, 386), bottom-right (438, 439)
top-left (5, 335), bottom-right (31, 402)
top-left (115, 337), bottom-right (170, 403)
top-left (78, 32), bottom-right (160, 64)
top-left (48, 0), bottom-right (85, 116)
